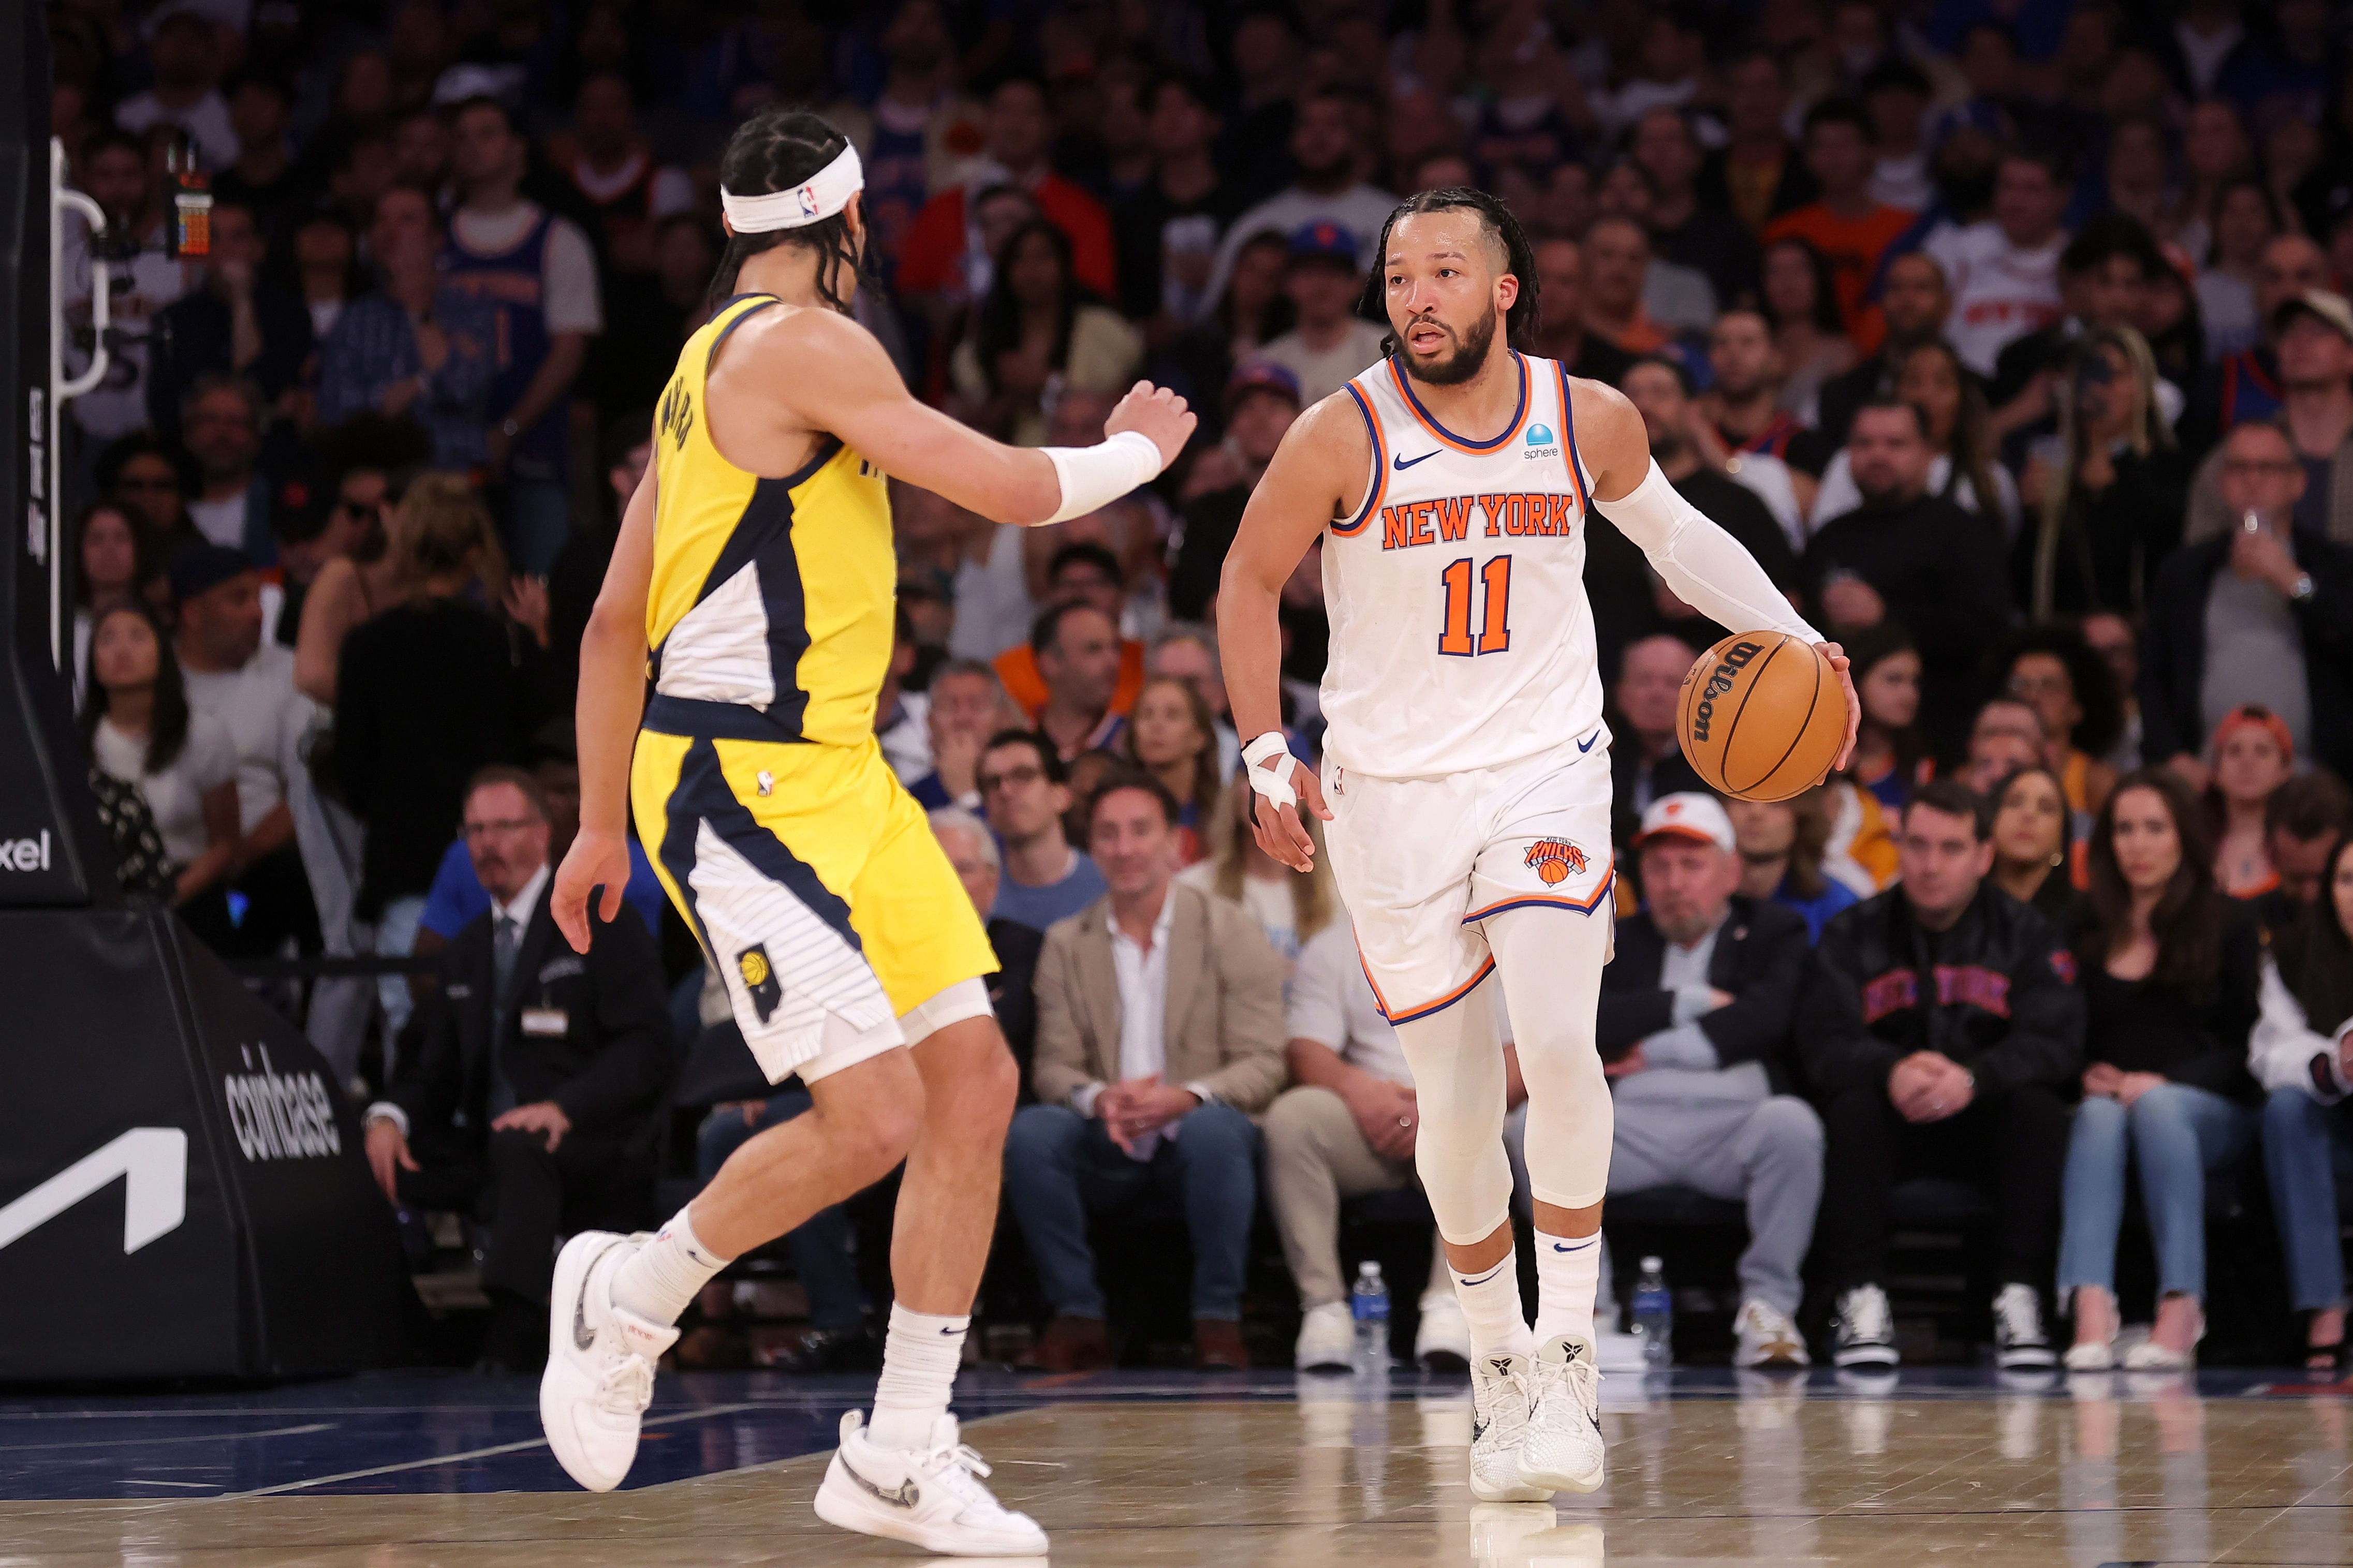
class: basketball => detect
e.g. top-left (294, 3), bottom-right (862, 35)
top-left (1676, 631), bottom-right (1846, 802)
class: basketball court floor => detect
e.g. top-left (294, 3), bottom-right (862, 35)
top-left (1, 1366), bottom-right (2346, 1566)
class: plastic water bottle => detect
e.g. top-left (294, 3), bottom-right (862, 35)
top-left (1351, 1261), bottom-right (1390, 1371)
top-left (1633, 1256), bottom-right (1673, 1367)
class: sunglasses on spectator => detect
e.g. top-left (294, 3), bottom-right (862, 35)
top-left (979, 763), bottom-right (1044, 794)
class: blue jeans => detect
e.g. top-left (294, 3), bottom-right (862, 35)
top-left (697, 1091), bottom-right (872, 1332)
top-left (2057, 1083), bottom-right (2255, 1301)
top-left (2262, 1086), bottom-right (2353, 1311)
top-left (1003, 1101), bottom-right (1261, 1320)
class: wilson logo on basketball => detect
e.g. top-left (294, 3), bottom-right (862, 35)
top-left (1523, 839), bottom-right (1588, 885)
top-left (1686, 640), bottom-right (1763, 744)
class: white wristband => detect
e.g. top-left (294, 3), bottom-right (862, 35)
top-left (1241, 731), bottom-right (1298, 810)
top-left (1042, 430), bottom-right (1163, 523)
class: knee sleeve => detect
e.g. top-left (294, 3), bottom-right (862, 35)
top-left (1392, 983), bottom-right (1516, 1245)
top-left (1484, 907), bottom-right (1614, 1210)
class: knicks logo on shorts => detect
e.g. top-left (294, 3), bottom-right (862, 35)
top-left (737, 943), bottom-right (782, 1023)
top-left (1523, 839), bottom-right (1589, 885)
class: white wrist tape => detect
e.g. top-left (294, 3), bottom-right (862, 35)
top-left (1042, 430), bottom-right (1163, 523)
top-left (1241, 731), bottom-right (1299, 811)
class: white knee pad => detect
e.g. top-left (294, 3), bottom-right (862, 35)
top-left (898, 976), bottom-right (995, 1048)
top-left (1391, 982), bottom-right (1517, 1245)
top-left (1484, 907), bottom-right (1613, 1211)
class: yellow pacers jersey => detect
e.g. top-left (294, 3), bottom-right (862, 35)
top-left (644, 292), bottom-right (895, 745)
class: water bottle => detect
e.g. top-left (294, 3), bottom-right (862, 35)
top-left (1351, 1260), bottom-right (1390, 1371)
top-left (1633, 1256), bottom-right (1673, 1367)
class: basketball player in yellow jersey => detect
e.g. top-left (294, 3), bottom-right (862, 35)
top-left (538, 108), bottom-right (1192, 1555)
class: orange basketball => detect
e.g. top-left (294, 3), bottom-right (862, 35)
top-left (1675, 631), bottom-right (1847, 803)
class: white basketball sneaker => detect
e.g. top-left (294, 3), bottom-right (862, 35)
top-left (540, 1231), bottom-right (678, 1492)
top-left (1733, 1298), bottom-right (1811, 1369)
top-left (814, 1410), bottom-right (1050, 1557)
top-left (1295, 1300), bottom-right (1356, 1372)
top-left (1519, 1335), bottom-right (1606, 1495)
top-left (1468, 1352), bottom-right (1551, 1502)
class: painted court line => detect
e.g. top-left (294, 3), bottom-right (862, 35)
top-left (216, 1402), bottom-right (771, 1499)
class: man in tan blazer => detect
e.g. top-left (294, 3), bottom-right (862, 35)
top-left (1005, 772), bottom-right (1288, 1371)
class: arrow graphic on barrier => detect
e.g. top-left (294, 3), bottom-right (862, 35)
top-left (0, 1128), bottom-right (187, 1254)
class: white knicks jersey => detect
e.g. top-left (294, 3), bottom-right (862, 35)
top-left (1320, 351), bottom-right (1605, 779)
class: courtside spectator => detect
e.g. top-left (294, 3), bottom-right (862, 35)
top-left (2248, 773), bottom-right (2353, 942)
top-left (64, 129), bottom-right (190, 444)
top-left (1112, 72), bottom-right (1243, 330)
top-left (1528, 239), bottom-right (1636, 387)
top-left (170, 546), bottom-right (317, 956)
top-left (1963, 698), bottom-right (2053, 793)
top-left (1757, 239), bottom-right (1859, 426)
top-left (1631, 106), bottom-right (1759, 310)
top-left (1699, 51), bottom-right (1817, 233)
top-left (1815, 252), bottom-right (1955, 448)
top-left (562, 73), bottom-right (693, 276)
top-left (1205, 88), bottom-right (1397, 304)
top-left (2250, 832), bottom-right (2353, 1374)
top-left (177, 377), bottom-right (277, 564)
top-left (951, 220), bottom-right (1142, 448)
top-left (2014, 326), bottom-right (2188, 617)
top-left (1727, 790), bottom-right (1860, 942)
top-left (316, 187), bottom-right (501, 472)
top-left (1168, 362), bottom-right (1300, 618)
top-left (1928, 147), bottom-right (2072, 378)
top-left (995, 544), bottom-right (1145, 725)
top-left (82, 602), bottom-right (238, 908)
top-left (1803, 400), bottom-right (2014, 754)
top-left (69, 501), bottom-right (151, 706)
top-left (440, 97), bottom-right (602, 575)
top-left (115, 11), bottom-right (237, 167)
top-left (1800, 780), bottom-right (2084, 1372)
top-left (1763, 99), bottom-right (1916, 350)
top-left (1267, 915), bottom-right (1488, 1373)
top-left (146, 203), bottom-right (311, 442)
top-left (1258, 222), bottom-right (1385, 409)
top-left (981, 730), bottom-right (1106, 932)
top-left (1840, 625), bottom-right (1929, 812)
top-left (908, 660), bottom-right (1017, 811)
top-left (932, 807), bottom-right (1044, 1096)
top-left (1120, 676), bottom-right (1220, 866)
top-left (1987, 763), bottom-right (2082, 927)
top-left (1997, 627), bottom-right (2125, 825)
top-left (1608, 634), bottom-right (1707, 839)
top-left (1814, 341), bottom-right (2018, 531)
top-left (2142, 421), bottom-right (2353, 783)
top-left (334, 475), bottom-right (517, 1037)
top-left (2210, 705), bottom-right (2299, 899)
top-left (1597, 795), bottom-right (1823, 1370)
top-left (1007, 773), bottom-right (1286, 1371)
top-left (2057, 770), bottom-right (2259, 1371)
top-left (1017, 600), bottom-right (1128, 763)
top-left (365, 767), bottom-right (671, 1373)
top-left (899, 73), bottom-right (1115, 308)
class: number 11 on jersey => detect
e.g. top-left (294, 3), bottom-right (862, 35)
top-left (1438, 555), bottom-right (1513, 657)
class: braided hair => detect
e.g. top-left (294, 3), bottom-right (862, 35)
top-left (711, 108), bottom-right (867, 314)
top-left (1355, 187), bottom-right (1542, 358)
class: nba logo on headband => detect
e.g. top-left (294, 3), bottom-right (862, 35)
top-left (797, 185), bottom-right (817, 217)
top-left (720, 143), bottom-right (865, 233)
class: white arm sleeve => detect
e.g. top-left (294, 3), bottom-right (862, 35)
top-left (1593, 458), bottom-right (1821, 645)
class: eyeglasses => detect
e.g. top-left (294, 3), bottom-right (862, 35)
top-left (461, 817), bottom-right (537, 839)
top-left (978, 763), bottom-right (1044, 794)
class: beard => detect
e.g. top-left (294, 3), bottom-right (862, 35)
top-left (1398, 302), bottom-right (1501, 387)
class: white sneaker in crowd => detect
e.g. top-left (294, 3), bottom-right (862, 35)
top-left (1733, 1298), bottom-right (1811, 1369)
top-left (1415, 1293), bottom-right (1474, 1371)
top-left (540, 1231), bottom-right (678, 1492)
top-left (1993, 1283), bottom-right (2057, 1371)
top-left (1294, 1300), bottom-right (1356, 1371)
top-left (1517, 1335), bottom-right (1606, 1495)
top-left (1832, 1284), bottom-right (1898, 1370)
top-left (813, 1411), bottom-right (1050, 1557)
top-left (1468, 1352), bottom-right (1552, 1502)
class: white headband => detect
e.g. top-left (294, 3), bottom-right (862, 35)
top-left (720, 143), bottom-right (863, 233)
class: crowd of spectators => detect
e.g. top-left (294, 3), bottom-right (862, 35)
top-left (49, 0), bottom-right (2353, 1371)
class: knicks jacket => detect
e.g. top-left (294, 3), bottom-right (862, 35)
top-left (1794, 883), bottom-right (2084, 1100)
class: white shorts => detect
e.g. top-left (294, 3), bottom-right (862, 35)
top-left (1322, 729), bottom-right (1616, 1023)
top-left (797, 975), bottom-right (998, 1085)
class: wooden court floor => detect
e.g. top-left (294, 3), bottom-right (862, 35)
top-left (1, 1372), bottom-right (2347, 1566)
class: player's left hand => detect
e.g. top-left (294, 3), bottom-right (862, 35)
top-left (1250, 760), bottom-right (1331, 872)
top-left (1816, 640), bottom-right (1861, 780)
top-left (552, 827), bottom-right (633, 953)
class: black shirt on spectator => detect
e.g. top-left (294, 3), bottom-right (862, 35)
top-left (2007, 445), bottom-right (2190, 617)
top-left (2069, 907), bottom-right (2260, 1102)
top-left (146, 288), bottom-right (315, 443)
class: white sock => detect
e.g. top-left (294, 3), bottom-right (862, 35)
top-left (868, 1303), bottom-right (968, 1452)
top-left (610, 1206), bottom-right (732, 1327)
top-left (1533, 1230), bottom-right (1601, 1346)
top-left (1451, 1248), bottom-right (1535, 1360)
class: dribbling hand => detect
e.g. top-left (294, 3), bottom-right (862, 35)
top-left (1105, 380), bottom-right (1198, 472)
top-left (1250, 760), bottom-right (1331, 872)
top-left (1816, 640), bottom-right (1861, 780)
top-left (552, 826), bottom-right (633, 954)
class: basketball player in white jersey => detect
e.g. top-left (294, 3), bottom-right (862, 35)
top-left (1219, 189), bottom-right (1858, 1498)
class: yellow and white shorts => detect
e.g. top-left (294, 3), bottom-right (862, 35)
top-left (633, 726), bottom-right (998, 1083)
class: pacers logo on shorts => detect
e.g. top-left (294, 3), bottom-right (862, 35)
top-left (1524, 838), bottom-right (1589, 885)
top-left (737, 944), bottom-right (782, 1023)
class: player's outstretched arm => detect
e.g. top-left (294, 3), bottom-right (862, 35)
top-left (1217, 393), bottom-right (1364, 871)
top-left (1573, 378), bottom-right (1861, 774)
top-left (554, 458), bottom-right (660, 953)
top-left (771, 308), bottom-right (1194, 525)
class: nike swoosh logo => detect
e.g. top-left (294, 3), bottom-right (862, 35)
top-left (1551, 1238), bottom-right (1597, 1253)
top-left (1459, 1263), bottom-right (1509, 1288)
top-left (841, 1455), bottom-right (921, 1510)
top-left (1392, 449), bottom-right (1440, 470)
top-left (573, 1238), bottom-right (625, 1352)
top-left (1576, 731), bottom-right (1599, 753)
